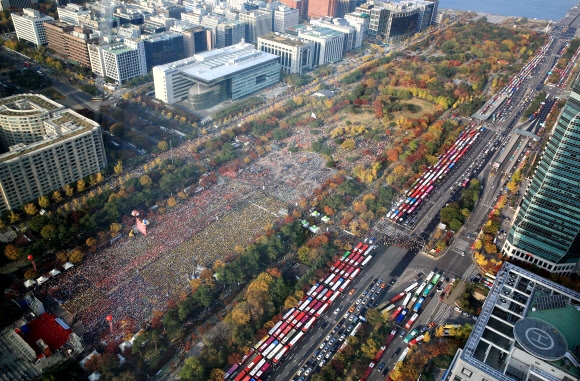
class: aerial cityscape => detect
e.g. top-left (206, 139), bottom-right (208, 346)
top-left (0, 0), bottom-right (579, 380)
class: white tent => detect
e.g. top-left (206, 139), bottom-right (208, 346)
top-left (24, 279), bottom-right (36, 287)
top-left (88, 372), bottom-right (101, 381)
top-left (36, 276), bottom-right (49, 285)
top-left (49, 269), bottom-right (61, 277)
top-left (63, 262), bottom-right (74, 270)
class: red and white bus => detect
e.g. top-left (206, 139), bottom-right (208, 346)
top-left (272, 345), bottom-right (289, 364)
top-left (288, 331), bottom-right (305, 347)
top-left (302, 316), bottom-right (317, 332)
top-left (350, 268), bottom-right (360, 280)
top-left (339, 279), bottom-right (351, 293)
top-left (315, 303), bottom-right (329, 317)
top-left (389, 306), bottom-right (403, 321)
top-left (390, 292), bottom-right (406, 304)
top-left (404, 313), bottom-right (419, 330)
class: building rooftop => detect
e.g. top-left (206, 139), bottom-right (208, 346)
top-left (259, 32), bottom-right (310, 46)
top-left (296, 25), bottom-right (345, 38)
top-left (155, 42), bottom-right (279, 84)
top-left (457, 262), bottom-right (580, 380)
top-left (0, 107), bottom-right (100, 163)
top-left (0, 94), bottom-right (63, 116)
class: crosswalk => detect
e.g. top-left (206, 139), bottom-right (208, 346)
top-left (392, 269), bottom-right (422, 288)
top-left (450, 238), bottom-right (471, 254)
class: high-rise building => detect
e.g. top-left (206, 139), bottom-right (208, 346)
top-left (258, 33), bottom-right (314, 74)
top-left (279, 0), bottom-right (308, 18)
top-left (44, 21), bottom-right (98, 67)
top-left (0, 0), bottom-right (37, 12)
top-left (142, 32), bottom-right (185, 70)
top-left (153, 42), bottom-right (280, 108)
top-left (444, 262), bottom-right (580, 381)
top-left (88, 38), bottom-right (147, 84)
top-left (215, 20), bottom-right (246, 48)
top-left (307, 0), bottom-right (337, 19)
top-left (344, 11), bottom-right (370, 40)
top-left (503, 78), bottom-right (580, 274)
top-left (356, 1), bottom-right (420, 42)
top-left (239, 10), bottom-right (272, 43)
top-left (273, 5), bottom-right (299, 33)
top-left (57, 4), bottom-right (90, 26)
top-left (11, 8), bottom-right (54, 46)
top-left (171, 24), bottom-right (213, 57)
top-left (0, 94), bottom-right (107, 212)
top-left (336, 0), bottom-right (356, 18)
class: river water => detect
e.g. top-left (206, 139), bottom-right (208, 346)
top-left (440, 0), bottom-right (578, 22)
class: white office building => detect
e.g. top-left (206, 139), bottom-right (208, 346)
top-left (153, 41), bottom-right (280, 108)
top-left (88, 37), bottom-right (147, 84)
top-left (310, 17), bottom-right (360, 51)
top-left (0, 94), bottom-right (107, 212)
top-left (239, 10), bottom-right (272, 43)
top-left (57, 4), bottom-right (90, 26)
top-left (258, 33), bottom-right (314, 74)
top-left (11, 8), bottom-right (54, 46)
top-left (273, 5), bottom-right (299, 33)
top-left (445, 262), bottom-right (580, 381)
top-left (295, 25), bottom-right (345, 66)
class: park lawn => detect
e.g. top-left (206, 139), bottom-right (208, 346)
top-left (394, 97), bottom-right (437, 118)
top-left (340, 109), bottom-right (383, 129)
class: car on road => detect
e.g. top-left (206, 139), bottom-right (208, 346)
top-left (394, 347), bottom-right (402, 356)
top-left (334, 308), bottom-right (340, 314)
top-left (399, 330), bottom-right (407, 337)
top-left (349, 288), bottom-right (356, 295)
top-left (382, 366), bottom-right (391, 376)
top-left (321, 322), bottom-right (328, 329)
top-left (378, 362), bottom-right (386, 371)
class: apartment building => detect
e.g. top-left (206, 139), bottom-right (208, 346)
top-left (0, 94), bottom-right (107, 212)
top-left (11, 8), bottom-right (54, 46)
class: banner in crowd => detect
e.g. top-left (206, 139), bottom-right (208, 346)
top-left (136, 218), bottom-right (147, 236)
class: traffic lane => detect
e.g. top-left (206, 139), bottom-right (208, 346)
top-left (270, 245), bottom-right (411, 380)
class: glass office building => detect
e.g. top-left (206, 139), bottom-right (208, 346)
top-left (503, 74), bottom-right (580, 274)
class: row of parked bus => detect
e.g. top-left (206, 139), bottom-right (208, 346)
top-left (387, 128), bottom-right (481, 224)
top-left (225, 242), bottom-right (375, 381)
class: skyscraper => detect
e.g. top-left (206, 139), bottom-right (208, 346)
top-left (307, 0), bottom-right (337, 19)
top-left (503, 76), bottom-right (580, 275)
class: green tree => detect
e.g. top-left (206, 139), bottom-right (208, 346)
top-left (41, 224), bottom-right (57, 240)
top-left (179, 357), bottom-right (205, 381)
top-left (140, 175), bottom-right (153, 187)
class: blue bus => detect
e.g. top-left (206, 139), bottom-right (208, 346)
top-left (412, 297), bottom-right (425, 313)
top-left (395, 308), bottom-right (408, 324)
